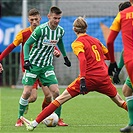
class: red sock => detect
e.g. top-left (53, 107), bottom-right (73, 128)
top-left (42, 98), bottom-right (51, 110)
top-left (121, 101), bottom-right (128, 111)
top-left (36, 100), bottom-right (60, 123)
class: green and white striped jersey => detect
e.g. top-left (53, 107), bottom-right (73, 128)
top-left (25, 22), bottom-right (65, 67)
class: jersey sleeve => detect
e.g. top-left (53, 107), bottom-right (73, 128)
top-left (56, 27), bottom-right (67, 56)
top-left (24, 37), bottom-right (35, 60)
top-left (101, 43), bottom-right (108, 54)
top-left (110, 13), bottom-right (121, 32)
top-left (24, 27), bottom-right (41, 60)
top-left (71, 41), bottom-right (84, 56)
top-left (78, 52), bottom-right (86, 77)
top-left (13, 30), bottom-right (23, 46)
top-left (57, 39), bottom-right (66, 57)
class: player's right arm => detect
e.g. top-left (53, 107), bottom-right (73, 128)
top-left (107, 12), bottom-right (121, 63)
top-left (107, 30), bottom-right (119, 63)
top-left (23, 35), bottom-right (37, 71)
top-left (0, 31), bottom-right (23, 61)
top-left (71, 41), bottom-right (86, 78)
top-left (71, 40), bottom-right (87, 95)
top-left (24, 27), bottom-right (41, 61)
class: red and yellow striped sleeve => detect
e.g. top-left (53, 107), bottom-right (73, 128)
top-left (71, 41), bottom-right (84, 56)
top-left (110, 12), bottom-right (121, 32)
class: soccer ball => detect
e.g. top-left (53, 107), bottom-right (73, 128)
top-left (42, 112), bottom-right (59, 127)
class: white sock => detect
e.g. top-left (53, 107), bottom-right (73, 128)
top-left (32, 120), bottom-right (38, 127)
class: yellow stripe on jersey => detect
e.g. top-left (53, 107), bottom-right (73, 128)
top-left (110, 12), bottom-right (121, 32)
top-left (101, 43), bottom-right (108, 54)
top-left (71, 41), bottom-right (84, 56)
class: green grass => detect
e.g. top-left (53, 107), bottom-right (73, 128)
top-left (0, 86), bottom-right (128, 133)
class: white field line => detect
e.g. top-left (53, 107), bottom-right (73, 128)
top-left (72, 124), bottom-right (126, 127)
top-left (1, 95), bottom-right (110, 99)
top-left (0, 123), bottom-right (126, 128)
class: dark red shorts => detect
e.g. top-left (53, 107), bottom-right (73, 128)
top-left (67, 75), bottom-right (117, 98)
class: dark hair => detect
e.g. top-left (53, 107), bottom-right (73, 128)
top-left (28, 8), bottom-right (40, 16)
top-left (118, 1), bottom-right (131, 11)
top-left (49, 6), bottom-right (62, 14)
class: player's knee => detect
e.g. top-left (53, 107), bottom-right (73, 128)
top-left (53, 90), bottom-right (60, 99)
top-left (29, 95), bottom-right (37, 103)
top-left (122, 86), bottom-right (132, 97)
top-left (23, 91), bottom-right (32, 98)
top-left (45, 94), bottom-right (52, 101)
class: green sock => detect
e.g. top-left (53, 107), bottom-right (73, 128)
top-left (18, 97), bottom-right (28, 119)
top-left (55, 105), bottom-right (62, 118)
top-left (18, 104), bottom-right (26, 118)
top-left (126, 96), bottom-right (133, 126)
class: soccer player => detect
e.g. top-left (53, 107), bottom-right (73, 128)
top-left (20, 16), bottom-right (127, 131)
top-left (19, 6), bottom-right (71, 127)
top-left (107, 0), bottom-right (133, 132)
top-left (113, 1), bottom-right (131, 84)
top-left (0, 8), bottom-right (67, 126)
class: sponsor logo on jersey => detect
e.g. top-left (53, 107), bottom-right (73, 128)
top-left (42, 39), bottom-right (58, 46)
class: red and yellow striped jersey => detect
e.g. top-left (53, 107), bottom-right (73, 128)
top-left (71, 34), bottom-right (108, 76)
top-left (110, 6), bottom-right (133, 63)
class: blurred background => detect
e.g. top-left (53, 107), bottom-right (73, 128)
top-left (0, 0), bottom-right (128, 87)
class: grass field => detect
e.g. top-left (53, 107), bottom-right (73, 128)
top-left (0, 86), bottom-right (128, 133)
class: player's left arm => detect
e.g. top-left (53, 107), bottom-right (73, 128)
top-left (57, 39), bottom-right (71, 67)
top-left (57, 39), bottom-right (66, 57)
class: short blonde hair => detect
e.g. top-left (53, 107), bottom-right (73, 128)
top-left (73, 17), bottom-right (87, 33)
